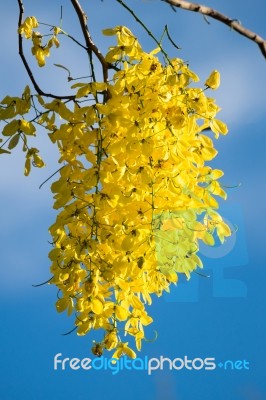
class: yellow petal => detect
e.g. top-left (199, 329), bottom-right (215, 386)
top-left (131, 295), bottom-right (143, 310)
top-left (115, 305), bottom-right (128, 321)
top-left (210, 119), bottom-right (228, 136)
top-left (205, 70), bottom-right (220, 90)
top-left (24, 157), bottom-right (31, 176)
top-left (91, 298), bottom-right (103, 315)
top-left (2, 120), bottom-right (19, 136)
top-left (56, 297), bottom-right (69, 313)
top-left (123, 344), bottom-right (136, 359)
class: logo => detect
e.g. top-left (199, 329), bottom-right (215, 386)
top-left (54, 353), bottom-right (250, 375)
top-left (159, 203), bottom-right (248, 302)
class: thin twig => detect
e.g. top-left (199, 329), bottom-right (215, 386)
top-left (165, 25), bottom-right (181, 50)
top-left (162, 0), bottom-right (266, 59)
top-left (39, 165), bottom-right (66, 189)
top-left (32, 277), bottom-right (53, 287)
top-left (61, 326), bottom-right (78, 336)
top-left (116, 0), bottom-right (174, 65)
top-left (60, 30), bottom-right (88, 50)
top-left (17, 0), bottom-right (75, 99)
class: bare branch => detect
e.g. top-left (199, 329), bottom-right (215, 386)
top-left (162, 0), bottom-right (266, 59)
top-left (70, 0), bottom-right (109, 82)
top-left (17, 0), bottom-right (75, 99)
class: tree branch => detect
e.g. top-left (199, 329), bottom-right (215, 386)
top-left (17, 0), bottom-right (75, 99)
top-left (70, 0), bottom-right (110, 82)
top-left (162, 0), bottom-right (266, 59)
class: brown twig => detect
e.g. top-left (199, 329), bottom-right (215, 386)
top-left (17, 0), bottom-right (75, 99)
top-left (162, 0), bottom-right (266, 59)
top-left (70, 0), bottom-right (110, 83)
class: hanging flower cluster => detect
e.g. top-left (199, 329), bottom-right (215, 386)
top-left (18, 16), bottom-right (61, 66)
top-left (0, 21), bottom-right (231, 359)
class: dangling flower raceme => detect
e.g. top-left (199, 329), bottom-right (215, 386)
top-left (0, 22), bottom-right (231, 360)
top-left (18, 16), bottom-right (61, 67)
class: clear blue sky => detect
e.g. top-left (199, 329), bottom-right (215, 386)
top-left (0, 1), bottom-right (266, 399)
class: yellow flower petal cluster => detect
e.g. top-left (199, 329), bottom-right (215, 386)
top-left (0, 23), bottom-right (231, 359)
top-left (18, 16), bottom-right (60, 67)
top-left (18, 16), bottom-right (38, 39)
top-left (0, 85), bottom-right (45, 174)
top-left (46, 26), bottom-right (231, 358)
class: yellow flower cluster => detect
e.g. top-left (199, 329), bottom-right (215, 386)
top-left (18, 17), bottom-right (60, 66)
top-left (48, 26), bottom-right (230, 357)
top-left (0, 85), bottom-right (46, 169)
top-left (0, 22), bottom-right (231, 359)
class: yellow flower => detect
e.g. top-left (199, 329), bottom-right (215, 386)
top-left (2, 22), bottom-right (231, 358)
top-left (104, 330), bottom-right (119, 350)
top-left (18, 16), bottom-right (38, 39)
top-left (24, 148), bottom-right (45, 176)
top-left (112, 342), bottom-right (136, 360)
top-left (205, 70), bottom-right (220, 90)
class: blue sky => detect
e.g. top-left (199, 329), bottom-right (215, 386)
top-left (0, 1), bottom-right (266, 399)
